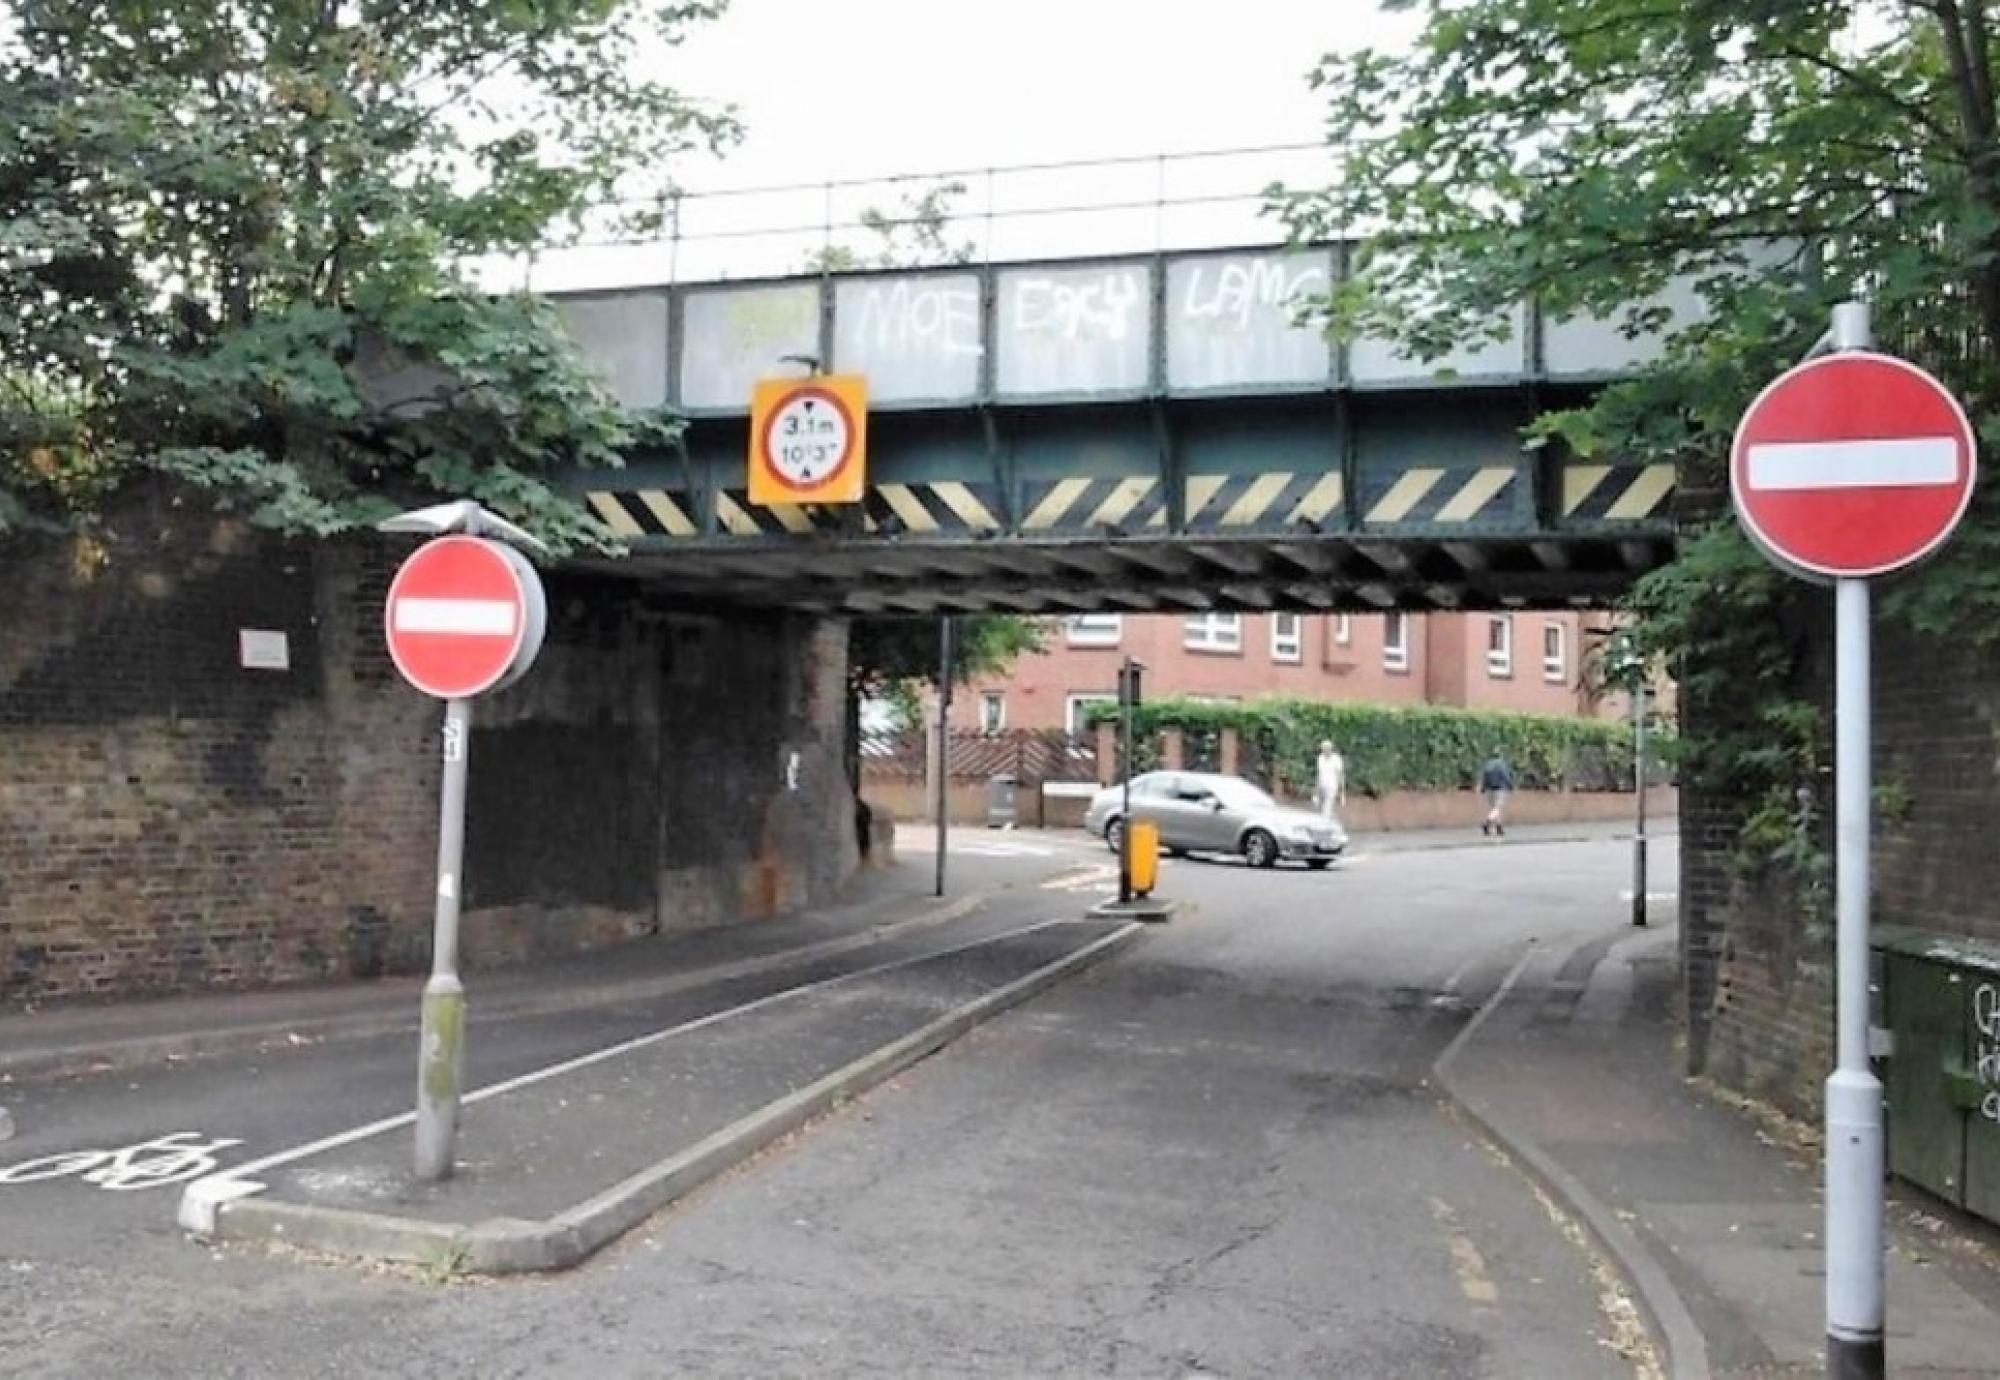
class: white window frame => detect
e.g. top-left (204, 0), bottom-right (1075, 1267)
top-left (1270, 612), bottom-right (1303, 664)
top-left (1383, 612), bottom-right (1409, 672)
top-left (1333, 613), bottom-right (1352, 646)
top-left (1065, 613), bottom-right (1122, 648)
top-left (1541, 622), bottom-right (1568, 683)
top-left (1183, 612), bottom-right (1243, 654)
top-left (978, 691), bottom-right (1006, 734)
top-left (1065, 693), bottom-right (1117, 737)
top-left (1487, 615), bottom-right (1514, 678)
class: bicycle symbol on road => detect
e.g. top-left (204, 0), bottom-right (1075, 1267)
top-left (0, 1132), bottom-right (242, 1192)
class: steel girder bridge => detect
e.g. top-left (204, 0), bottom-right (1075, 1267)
top-left (549, 245), bottom-right (1680, 616)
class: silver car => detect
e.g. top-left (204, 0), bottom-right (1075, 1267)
top-left (1083, 771), bottom-right (1348, 870)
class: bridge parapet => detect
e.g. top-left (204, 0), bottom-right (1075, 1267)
top-left (551, 245), bottom-right (1689, 612)
top-left (552, 243), bottom-right (1682, 415)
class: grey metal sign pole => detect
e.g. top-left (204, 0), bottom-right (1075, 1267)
top-left (415, 695), bottom-right (472, 1182)
top-left (934, 615), bottom-right (953, 898)
top-left (1823, 301), bottom-right (1884, 1380)
top-left (1631, 678), bottom-right (1648, 928)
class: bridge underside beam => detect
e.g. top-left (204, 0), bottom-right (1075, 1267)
top-left (583, 533), bottom-right (1668, 617)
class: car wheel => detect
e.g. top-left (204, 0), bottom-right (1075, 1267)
top-left (1306, 858), bottom-right (1333, 871)
top-left (1242, 828), bottom-right (1278, 869)
top-left (1104, 817), bottom-right (1125, 855)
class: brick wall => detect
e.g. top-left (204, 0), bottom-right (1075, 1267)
top-left (1680, 602), bottom-right (2000, 1117)
top-left (0, 509), bottom-right (857, 1004)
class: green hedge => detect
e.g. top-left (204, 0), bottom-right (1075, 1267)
top-left (1088, 697), bottom-right (1661, 798)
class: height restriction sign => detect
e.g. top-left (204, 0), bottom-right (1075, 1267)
top-left (748, 374), bottom-right (868, 507)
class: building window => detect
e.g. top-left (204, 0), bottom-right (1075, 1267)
top-left (1333, 614), bottom-right (1352, 646)
top-left (1065, 693), bottom-right (1116, 737)
top-left (1183, 612), bottom-right (1242, 654)
top-left (1487, 615), bottom-right (1514, 678)
top-left (1065, 614), bottom-right (1121, 648)
top-left (1542, 622), bottom-right (1567, 683)
top-left (1383, 611), bottom-right (1409, 672)
top-left (1271, 612), bottom-right (1303, 663)
top-left (979, 691), bottom-right (1006, 734)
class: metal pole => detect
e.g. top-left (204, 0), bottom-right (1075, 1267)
top-left (1118, 659), bottom-right (1134, 905)
top-left (1825, 299), bottom-right (1884, 1380)
top-left (1632, 679), bottom-right (1649, 928)
top-left (934, 616), bottom-right (953, 898)
top-left (415, 696), bottom-right (471, 1182)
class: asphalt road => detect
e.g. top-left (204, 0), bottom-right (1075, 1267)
top-left (3, 830), bottom-right (1665, 1378)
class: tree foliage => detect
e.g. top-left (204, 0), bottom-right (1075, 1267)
top-left (1276, 0), bottom-right (2000, 876)
top-left (0, 0), bottom-right (735, 551)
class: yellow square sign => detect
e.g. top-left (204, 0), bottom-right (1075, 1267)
top-left (748, 374), bottom-right (868, 507)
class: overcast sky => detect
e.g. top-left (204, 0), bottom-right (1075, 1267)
top-left (516, 1), bottom-right (1420, 289)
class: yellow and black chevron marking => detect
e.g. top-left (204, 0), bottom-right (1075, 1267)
top-left (587, 489), bottom-right (700, 539)
top-left (586, 481), bottom-right (1008, 540)
top-left (861, 481), bottom-right (1006, 536)
top-left (1184, 471), bottom-right (1346, 533)
top-left (1560, 463), bottom-right (1676, 524)
top-left (1018, 477), bottom-right (1171, 533)
top-left (1356, 465), bottom-right (1520, 527)
top-left (1016, 472), bottom-right (1346, 534)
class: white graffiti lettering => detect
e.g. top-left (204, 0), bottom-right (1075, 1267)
top-left (1179, 256), bottom-right (1328, 333)
top-left (1013, 272), bottom-right (1143, 342)
top-left (1976, 982), bottom-right (1999, 1125)
top-left (0, 1132), bottom-right (242, 1192)
top-left (851, 280), bottom-right (981, 358)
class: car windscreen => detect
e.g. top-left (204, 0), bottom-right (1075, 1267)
top-left (1207, 779), bottom-right (1275, 811)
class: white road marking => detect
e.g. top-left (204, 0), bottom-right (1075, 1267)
top-left (2, 1133), bottom-right (241, 1192)
top-left (390, 598), bottom-right (517, 636)
top-left (1040, 865), bottom-right (1118, 893)
top-left (181, 915), bottom-right (1081, 1233)
top-left (951, 841), bottom-right (1058, 858)
top-left (1745, 436), bottom-right (1957, 491)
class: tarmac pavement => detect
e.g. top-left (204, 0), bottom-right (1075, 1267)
top-left (6, 824), bottom-right (1999, 1378)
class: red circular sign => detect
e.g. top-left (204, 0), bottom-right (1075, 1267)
top-left (1731, 351), bottom-right (1976, 579)
top-left (384, 536), bottom-right (535, 699)
top-left (758, 385), bottom-right (858, 496)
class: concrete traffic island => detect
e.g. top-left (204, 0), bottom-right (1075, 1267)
top-left (1088, 896), bottom-right (1176, 924)
top-left (181, 918), bottom-right (1144, 1275)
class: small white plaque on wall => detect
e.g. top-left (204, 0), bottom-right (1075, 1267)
top-left (238, 629), bottom-right (291, 671)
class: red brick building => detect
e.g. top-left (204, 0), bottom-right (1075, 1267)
top-left (952, 611), bottom-right (1621, 735)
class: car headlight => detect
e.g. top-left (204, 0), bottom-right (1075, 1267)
top-left (1284, 825), bottom-right (1315, 841)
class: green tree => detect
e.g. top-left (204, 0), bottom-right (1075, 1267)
top-left (0, 0), bottom-right (736, 552)
top-left (1274, 0), bottom-right (2000, 855)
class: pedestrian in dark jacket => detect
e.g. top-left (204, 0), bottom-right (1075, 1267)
top-left (1479, 754), bottom-right (1515, 836)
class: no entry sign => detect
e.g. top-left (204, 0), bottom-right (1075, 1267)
top-left (1731, 351), bottom-right (1976, 579)
top-left (384, 535), bottom-right (547, 699)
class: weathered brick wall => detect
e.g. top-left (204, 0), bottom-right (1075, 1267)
top-left (0, 511), bottom-right (857, 1004)
top-left (1682, 609), bottom-right (2000, 1116)
top-left (1872, 619), bottom-right (2000, 949)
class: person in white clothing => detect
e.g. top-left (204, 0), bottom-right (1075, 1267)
top-left (1313, 739), bottom-right (1346, 822)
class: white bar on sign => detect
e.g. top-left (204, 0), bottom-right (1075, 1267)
top-left (393, 598), bottom-right (517, 636)
top-left (1745, 436), bottom-right (1957, 491)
